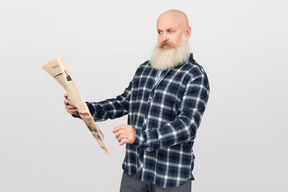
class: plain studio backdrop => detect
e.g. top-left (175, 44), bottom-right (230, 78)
top-left (0, 0), bottom-right (287, 191)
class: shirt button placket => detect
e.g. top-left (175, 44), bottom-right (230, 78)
top-left (145, 94), bottom-right (152, 119)
top-left (148, 96), bottom-right (152, 102)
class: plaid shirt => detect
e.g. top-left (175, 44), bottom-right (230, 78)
top-left (84, 53), bottom-right (209, 188)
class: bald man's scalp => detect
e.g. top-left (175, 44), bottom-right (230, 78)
top-left (157, 9), bottom-right (189, 28)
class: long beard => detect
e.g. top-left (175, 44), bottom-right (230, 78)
top-left (150, 36), bottom-right (190, 70)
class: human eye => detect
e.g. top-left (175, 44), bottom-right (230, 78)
top-left (167, 29), bottom-right (174, 33)
top-left (157, 30), bottom-right (163, 34)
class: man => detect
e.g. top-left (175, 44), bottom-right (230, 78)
top-left (65, 9), bottom-right (209, 192)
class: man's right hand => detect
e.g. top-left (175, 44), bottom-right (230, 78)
top-left (64, 93), bottom-right (78, 115)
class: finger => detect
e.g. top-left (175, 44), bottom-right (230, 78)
top-left (66, 104), bottom-right (76, 109)
top-left (64, 93), bottom-right (68, 99)
top-left (115, 129), bottom-right (126, 136)
top-left (67, 108), bottom-right (78, 115)
top-left (115, 131), bottom-right (123, 139)
top-left (64, 99), bottom-right (70, 105)
top-left (66, 107), bottom-right (73, 111)
top-left (118, 135), bottom-right (128, 142)
top-left (66, 104), bottom-right (77, 111)
top-left (66, 105), bottom-right (77, 111)
top-left (115, 131), bottom-right (120, 139)
top-left (119, 140), bottom-right (125, 146)
top-left (113, 125), bottom-right (128, 133)
top-left (118, 137), bottom-right (123, 143)
top-left (119, 137), bottom-right (130, 146)
top-left (112, 128), bottom-right (117, 134)
top-left (112, 126), bottom-right (122, 133)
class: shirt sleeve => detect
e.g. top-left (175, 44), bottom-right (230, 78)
top-left (132, 70), bottom-right (210, 152)
top-left (73, 80), bottom-right (132, 122)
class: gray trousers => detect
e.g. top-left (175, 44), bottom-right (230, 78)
top-left (120, 172), bottom-right (192, 192)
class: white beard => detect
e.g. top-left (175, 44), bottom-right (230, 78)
top-left (150, 36), bottom-right (190, 71)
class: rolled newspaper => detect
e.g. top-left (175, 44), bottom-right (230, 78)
top-left (42, 56), bottom-right (111, 156)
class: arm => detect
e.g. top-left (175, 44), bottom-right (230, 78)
top-left (87, 81), bottom-right (131, 122)
top-left (132, 73), bottom-right (210, 152)
top-left (68, 80), bottom-right (132, 122)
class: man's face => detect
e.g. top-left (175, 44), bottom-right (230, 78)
top-left (150, 10), bottom-right (191, 70)
top-left (156, 16), bottom-right (187, 50)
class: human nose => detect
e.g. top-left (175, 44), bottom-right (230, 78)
top-left (160, 32), bottom-right (168, 42)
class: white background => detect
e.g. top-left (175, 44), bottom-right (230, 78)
top-left (0, 0), bottom-right (287, 191)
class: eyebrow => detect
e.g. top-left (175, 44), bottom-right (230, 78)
top-left (157, 28), bottom-right (175, 31)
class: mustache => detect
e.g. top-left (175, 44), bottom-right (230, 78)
top-left (158, 41), bottom-right (176, 49)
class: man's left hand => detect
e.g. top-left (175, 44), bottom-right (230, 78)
top-left (112, 125), bottom-right (136, 146)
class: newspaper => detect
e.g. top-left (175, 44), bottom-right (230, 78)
top-left (42, 56), bottom-right (111, 156)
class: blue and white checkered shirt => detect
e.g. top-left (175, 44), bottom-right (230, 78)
top-left (84, 53), bottom-right (209, 188)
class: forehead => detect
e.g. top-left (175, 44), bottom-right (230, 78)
top-left (156, 13), bottom-right (185, 30)
top-left (157, 17), bottom-right (179, 30)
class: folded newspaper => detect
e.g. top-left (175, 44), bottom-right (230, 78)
top-left (42, 56), bottom-right (111, 156)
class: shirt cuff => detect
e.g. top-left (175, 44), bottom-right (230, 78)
top-left (132, 129), bottom-right (147, 148)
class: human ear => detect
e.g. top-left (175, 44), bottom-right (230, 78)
top-left (185, 26), bottom-right (191, 37)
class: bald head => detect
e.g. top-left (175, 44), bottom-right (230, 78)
top-left (157, 10), bottom-right (189, 29)
top-left (156, 10), bottom-right (191, 48)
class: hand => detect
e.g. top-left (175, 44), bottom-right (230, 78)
top-left (112, 125), bottom-right (136, 146)
top-left (64, 93), bottom-right (78, 115)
